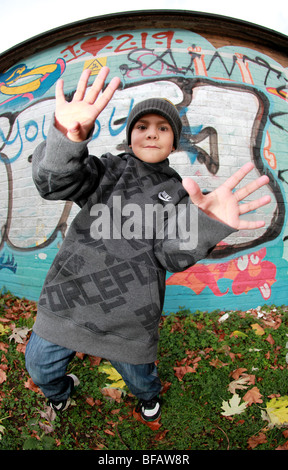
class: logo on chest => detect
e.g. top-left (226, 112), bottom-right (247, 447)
top-left (158, 191), bottom-right (172, 202)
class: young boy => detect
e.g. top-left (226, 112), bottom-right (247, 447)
top-left (25, 67), bottom-right (270, 422)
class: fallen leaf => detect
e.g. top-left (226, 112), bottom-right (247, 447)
top-left (104, 429), bottom-right (115, 436)
top-left (88, 355), bottom-right (102, 366)
top-left (99, 363), bottom-right (126, 390)
top-left (266, 333), bottom-right (275, 345)
top-left (155, 429), bottom-right (169, 441)
top-left (230, 368), bottom-right (247, 380)
top-left (0, 369), bottom-right (7, 384)
top-left (37, 406), bottom-right (56, 434)
top-left (75, 352), bottom-right (85, 360)
top-left (109, 379), bottom-right (126, 389)
top-left (247, 432), bottom-right (267, 449)
top-left (276, 441), bottom-right (288, 450)
top-left (209, 358), bottom-right (228, 368)
top-left (221, 393), bottom-right (248, 417)
top-left (231, 330), bottom-right (248, 338)
top-left (263, 396), bottom-right (288, 427)
top-left (16, 343), bottom-right (26, 354)
top-left (0, 324), bottom-right (10, 336)
top-left (101, 387), bottom-right (122, 403)
top-left (9, 326), bottom-right (31, 344)
top-left (0, 342), bottom-right (8, 352)
top-left (102, 365), bottom-right (122, 382)
top-left (218, 313), bottom-right (229, 323)
top-left (24, 377), bottom-right (43, 394)
top-left (86, 397), bottom-right (96, 406)
top-left (251, 323), bottom-right (265, 336)
top-left (174, 365), bottom-right (197, 381)
top-left (133, 408), bottom-right (162, 430)
top-left (243, 386), bottom-right (263, 406)
top-left (228, 376), bottom-right (251, 394)
top-left (0, 424), bottom-right (5, 439)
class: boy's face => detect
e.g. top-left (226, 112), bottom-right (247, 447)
top-left (130, 114), bottom-right (175, 163)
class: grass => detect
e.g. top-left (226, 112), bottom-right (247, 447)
top-left (1, 292), bottom-right (288, 451)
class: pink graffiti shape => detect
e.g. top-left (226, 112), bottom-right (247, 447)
top-left (166, 262), bottom-right (230, 296)
top-left (166, 247), bottom-right (276, 300)
top-left (232, 248), bottom-right (276, 300)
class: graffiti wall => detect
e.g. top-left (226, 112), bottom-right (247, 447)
top-left (1, 23), bottom-right (288, 313)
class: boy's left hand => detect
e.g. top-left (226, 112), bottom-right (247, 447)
top-left (182, 162), bottom-right (271, 230)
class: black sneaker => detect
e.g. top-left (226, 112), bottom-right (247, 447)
top-left (48, 397), bottom-right (71, 412)
top-left (48, 374), bottom-right (80, 412)
top-left (137, 396), bottom-right (161, 422)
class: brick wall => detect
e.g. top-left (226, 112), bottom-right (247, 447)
top-left (0, 17), bottom-right (287, 313)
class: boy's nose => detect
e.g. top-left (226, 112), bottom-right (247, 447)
top-left (147, 128), bottom-right (158, 139)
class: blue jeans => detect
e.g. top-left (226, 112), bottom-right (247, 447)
top-left (25, 331), bottom-right (161, 403)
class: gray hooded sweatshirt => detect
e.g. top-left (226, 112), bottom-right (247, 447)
top-left (31, 121), bottom-right (235, 364)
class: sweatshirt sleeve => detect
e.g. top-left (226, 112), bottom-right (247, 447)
top-left (154, 195), bottom-right (237, 273)
top-left (32, 118), bottom-right (105, 206)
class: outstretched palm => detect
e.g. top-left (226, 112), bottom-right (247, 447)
top-left (55, 66), bottom-right (121, 142)
top-left (182, 162), bottom-right (271, 230)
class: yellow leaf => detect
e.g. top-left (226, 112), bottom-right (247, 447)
top-left (98, 363), bottom-right (126, 390)
top-left (231, 330), bottom-right (248, 338)
top-left (109, 380), bottom-right (126, 389)
top-left (264, 396), bottom-right (288, 427)
top-left (251, 323), bottom-right (265, 336)
top-left (100, 364), bottom-right (123, 382)
top-left (0, 324), bottom-right (10, 336)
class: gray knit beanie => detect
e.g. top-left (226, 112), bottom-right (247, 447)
top-left (126, 98), bottom-right (182, 149)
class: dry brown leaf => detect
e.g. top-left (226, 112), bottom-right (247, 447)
top-left (104, 429), bottom-right (115, 436)
top-left (86, 396), bottom-right (96, 406)
top-left (243, 386), bottom-right (263, 406)
top-left (133, 408), bottom-right (162, 430)
top-left (276, 441), bottom-right (288, 450)
top-left (174, 365), bottom-right (197, 381)
top-left (88, 355), bottom-right (102, 366)
top-left (230, 368), bottom-right (247, 380)
top-left (0, 369), bottom-right (7, 384)
top-left (155, 429), bottom-right (169, 441)
top-left (101, 387), bottom-right (122, 403)
top-left (266, 333), bottom-right (275, 345)
top-left (0, 342), bottom-right (8, 352)
top-left (247, 432), bottom-right (267, 449)
top-left (24, 377), bottom-right (43, 395)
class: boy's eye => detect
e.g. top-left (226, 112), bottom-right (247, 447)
top-left (159, 126), bottom-right (168, 132)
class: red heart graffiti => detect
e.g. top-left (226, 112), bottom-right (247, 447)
top-left (81, 36), bottom-right (114, 56)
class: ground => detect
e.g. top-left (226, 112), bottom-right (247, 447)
top-left (1, 293), bottom-right (288, 451)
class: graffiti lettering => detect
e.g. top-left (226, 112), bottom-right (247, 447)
top-left (1, 26), bottom-right (288, 314)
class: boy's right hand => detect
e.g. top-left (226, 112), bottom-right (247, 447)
top-left (54, 66), bottom-right (121, 142)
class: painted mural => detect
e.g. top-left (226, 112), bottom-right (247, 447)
top-left (0, 27), bottom-right (288, 312)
